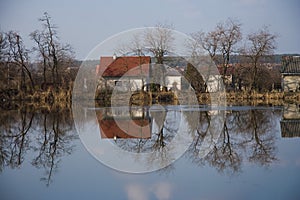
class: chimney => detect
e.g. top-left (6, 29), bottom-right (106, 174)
top-left (113, 53), bottom-right (117, 60)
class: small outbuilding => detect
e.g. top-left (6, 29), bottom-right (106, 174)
top-left (281, 56), bottom-right (300, 92)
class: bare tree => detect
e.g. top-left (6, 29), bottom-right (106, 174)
top-left (242, 26), bottom-right (277, 90)
top-left (193, 18), bottom-right (242, 89)
top-left (30, 30), bottom-right (49, 86)
top-left (191, 30), bottom-right (219, 61)
top-left (144, 23), bottom-right (174, 64)
top-left (6, 31), bottom-right (34, 92)
top-left (217, 19), bottom-right (242, 78)
top-left (31, 12), bottom-right (74, 89)
top-left (0, 32), bottom-right (8, 89)
top-left (0, 31), bottom-right (8, 62)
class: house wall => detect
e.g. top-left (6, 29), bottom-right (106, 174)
top-left (283, 76), bottom-right (300, 92)
top-left (206, 75), bottom-right (224, 92)
top-left (105, 78), bottom-right (145, 92)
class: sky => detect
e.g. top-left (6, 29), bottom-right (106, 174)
top-left (0, 0), bottom-right (299, 60)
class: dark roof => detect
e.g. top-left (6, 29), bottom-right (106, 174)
top-left (280, 119), bottom-right (300, 138)
top-left (97, 56), bottom-right (151, 77)
top-left (281, 56), bottom-right (300, 75)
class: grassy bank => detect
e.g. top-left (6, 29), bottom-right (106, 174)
top-left (2, 88), bottom-right (299, 109)
top-left (95, 90), bottom-right (300, 107)
top-left (0, 88), bottom-right (72, 110)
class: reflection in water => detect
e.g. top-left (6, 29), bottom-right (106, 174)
top-left (186, 108), bottom-right (279, 175)
top-left (95, 105), bottom-right (280, 175)
top-left (98, 106), bottom-right (151, 139)
top-left (0, 108), bottom-right (34, 170)
top-left (0, 104), bottom-right (289, 185)
top-left (0, 106), bottom-right (77, 186)
top-left (280, 103), bottom-right (300, 138)
top-left (95, 105), bottom-right (183, 172)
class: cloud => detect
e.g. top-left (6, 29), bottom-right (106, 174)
top-left (126, 184), bottom-right (148, 200)
top-left (125, 182), bottom-right (172, 200)
top-left (151, 182), bottom-right (172, 200)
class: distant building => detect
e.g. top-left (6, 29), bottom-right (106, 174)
top-left (96, 56), bottom-right (151, 92)
top-left (281, 56), bottom-right (300, 92)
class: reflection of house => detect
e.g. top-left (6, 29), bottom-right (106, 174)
top-left (280, 103), bottom-right (300, 137)
top-left (96, 56), bottom-right (151, 92)
top-left (281, 56), bottom-right (300, 92)
top-left (97, 107), bottom-right (151, 139)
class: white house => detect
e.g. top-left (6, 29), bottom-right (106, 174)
top-left (165, 67), bottom-right (182, 90)
top-left (96, 56), bottom-right (151, 92)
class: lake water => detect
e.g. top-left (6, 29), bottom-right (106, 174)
top-left (0, 104), bottom-right (300, 200)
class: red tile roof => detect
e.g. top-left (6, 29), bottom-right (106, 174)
top-left (97, 56), bottom-right (151, 77)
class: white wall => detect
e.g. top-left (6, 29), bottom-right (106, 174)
top-left (165, 76), bottom-right (181, 90)
top-left (205, 75), bottom-right (223, 92)
top-left (283, 76), bottom-right (300, 92)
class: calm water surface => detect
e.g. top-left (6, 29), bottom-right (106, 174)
top-left (0, 104), bottom-right (300, 200)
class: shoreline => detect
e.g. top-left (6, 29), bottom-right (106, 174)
top-left (1, 90), bottom-right (299, 110)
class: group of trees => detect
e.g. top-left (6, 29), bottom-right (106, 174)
top-left (118, 19), bottom-right (279, 92)
top-left (0, 12), bottom-right (75, 95)
top-left (1, 15), bottom-right (280, 96)
top-left (190, 19), bottom-right (279, 92)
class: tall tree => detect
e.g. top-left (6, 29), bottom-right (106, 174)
top-left (144, 23), bottom-right (174, 88)
top-left (192, 18), bottom-right (242, 89)
top-left (0, 32), bottom-right (8, 62)
top-left (7, 31), bottom-right (34, 92)
top-left (31, 12), bottom-right (73, 89)
top-left (242, 26), bottom-right (277, 90)
top-left (143, 23), bottom-right (174, 64)
top-left (0, 32), bottom-right (8, 89)
top-left (30, 30), bottom-right (49, 86)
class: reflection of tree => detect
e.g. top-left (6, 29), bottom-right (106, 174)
top-left (187, 108), bottom-right (278, 175)
top-left (0, 108), bottom-right (34, 170)
top-left (205, 119), bottom-right (242, 175)
top-left (0, 105), bottom-right (77, 186)
top-left (31, 108), bottom-right (76, 186)
top-left (187, 110), bottom-right (242, 175)
top-left (115, 106), bottom-right (179, 172)
top-left (236, 110), bottom-right (277, 166)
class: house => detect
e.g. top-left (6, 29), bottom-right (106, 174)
top-left (280, 103), bottom-right (300, 138)
top-left (96, 56), bottom-right (151, 92)
top-left (201, 65), bottom-right (225, 92)
top-left (96, 107), bottom-right (151, 139)
top-left (281, 56), bottom-right (300, 92)
top-left (165, 67), bottom-right (182, 90)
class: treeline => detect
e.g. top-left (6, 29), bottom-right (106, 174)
top-left (0, 12), bottom-right (78, 100)
top-left (112, 19), bottom-right (285, 93)
top-left (1, 15), bottom-right (297, 104)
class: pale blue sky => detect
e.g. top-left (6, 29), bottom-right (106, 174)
top-left (1, 0), bottom-right (299, 59)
